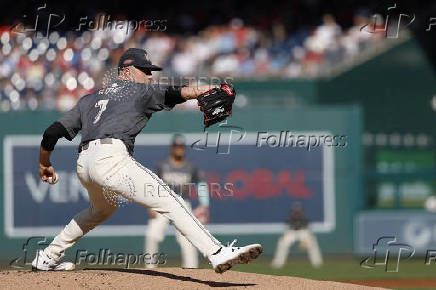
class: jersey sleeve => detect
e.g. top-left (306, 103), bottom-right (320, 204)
top-left (57, 102), bottom-right (82, 141)
top-left (145, 84), bottom-right (186, 112)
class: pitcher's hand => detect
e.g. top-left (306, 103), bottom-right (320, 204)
top-left (39, 163), bottom-right (55, 182)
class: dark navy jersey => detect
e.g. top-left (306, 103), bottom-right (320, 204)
top-left (57, 80), bottom-right (185, 153)
top-left (288, 211), bottom-right (309, 230)
top-left (154, 158), bottom-right (204, 199)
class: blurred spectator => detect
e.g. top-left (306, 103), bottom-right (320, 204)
top-left (0, 11), bottom-right (386, 111)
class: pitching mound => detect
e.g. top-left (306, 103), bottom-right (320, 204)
top-left (0, 268), bottom-right (384, 289)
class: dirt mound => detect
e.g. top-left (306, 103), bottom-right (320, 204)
top-left (0, 268), bottom-right (384, 289)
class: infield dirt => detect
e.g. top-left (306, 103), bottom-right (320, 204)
top-left (0, 267), bottom-right (386, 289)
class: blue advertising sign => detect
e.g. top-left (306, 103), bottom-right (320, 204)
top-left (356, 211), bottom-right (436, 255)
top-left (3, 133), bottom-right (335, 237)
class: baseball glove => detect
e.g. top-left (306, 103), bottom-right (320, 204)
top-left (197, 83), bottom-right (236, 128)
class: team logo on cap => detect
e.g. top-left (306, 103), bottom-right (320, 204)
top-left (144, 52), bottom-right (150, 62)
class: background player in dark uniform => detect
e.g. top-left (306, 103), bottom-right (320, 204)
top-left (272, 202), bottom-right (323, 268)
top-left (33, 48), bottom-right (262, 272)
top-left (145, 134), bottom-right (210, 268)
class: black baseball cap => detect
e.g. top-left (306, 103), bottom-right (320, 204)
top-left (118, 48), bottom-right (162, 71)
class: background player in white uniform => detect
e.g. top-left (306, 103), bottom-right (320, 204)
top-left (272, 202), bottom-right (323, 268)
top-left (32, 48), bottom-right (262, 273)
top-left (145, 134), bottom-right (210, 268)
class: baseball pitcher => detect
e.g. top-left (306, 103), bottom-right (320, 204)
top-left (32, 48), bottom-right (262, 273)
top-left (145, 134), bottom-right (209, 269)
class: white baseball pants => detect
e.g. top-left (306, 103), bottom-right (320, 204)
top-left (145, 201), bottom-right (199, 269)
top-left (271, 229), bottom-right (323, 268)
top-left (44, 139), bottom-right (222, 261)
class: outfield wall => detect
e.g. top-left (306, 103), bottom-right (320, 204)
top-left (0, 106), bottom-right (362, 262)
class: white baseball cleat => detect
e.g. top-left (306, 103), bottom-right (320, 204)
top-left (32, 250), bottom-right (75, 271)
top-left (209, 240), bottom-right (263, 274)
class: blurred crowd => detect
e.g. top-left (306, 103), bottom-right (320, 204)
top-left (0, 11), bottom-right (386, 112)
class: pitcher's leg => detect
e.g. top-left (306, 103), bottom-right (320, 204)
top-left (145, 213), bottom-right (168, 268)
top-left (109, 157), bottom-right (222, 258)
top-left (44, 183), bottom-right (117, 260)
top-left (140, 165), bottom-right (222, 257)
